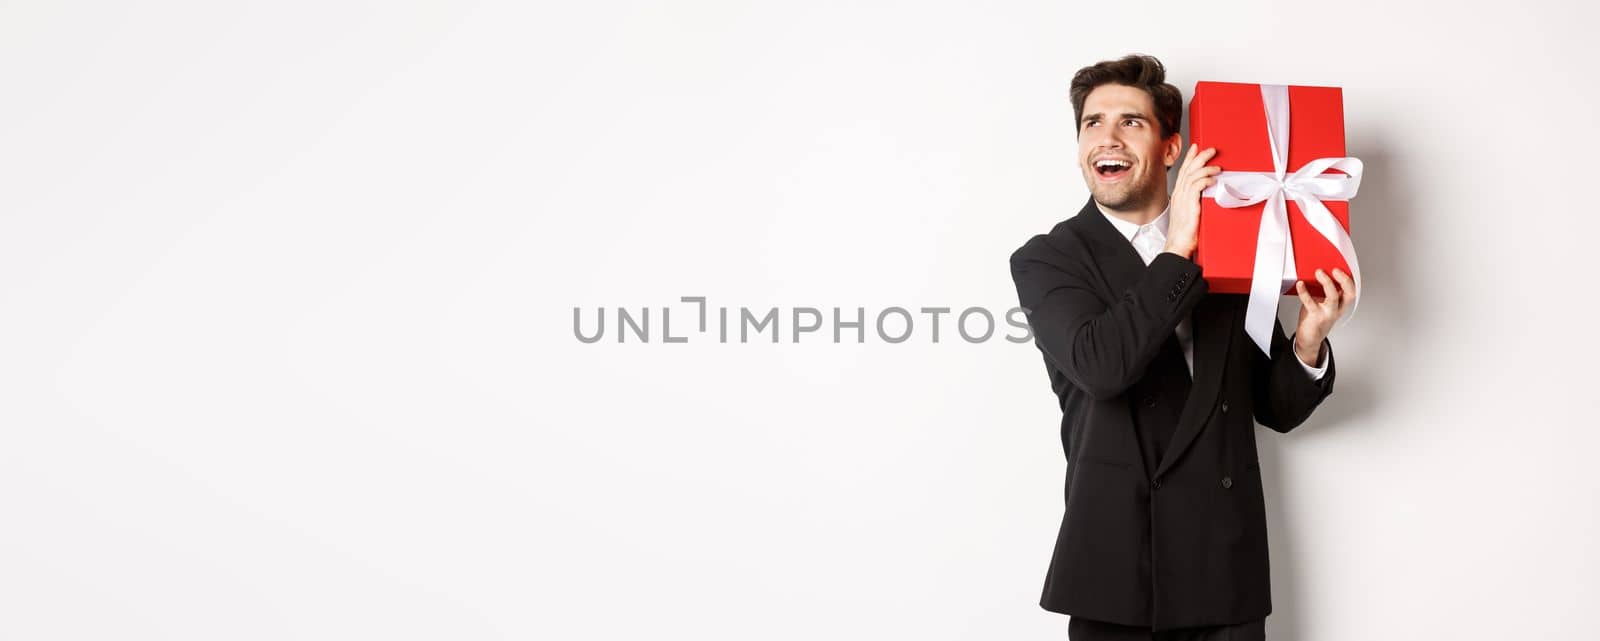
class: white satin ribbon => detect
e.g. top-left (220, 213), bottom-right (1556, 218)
top-left (1200, 84), bottom-right (1364, 355)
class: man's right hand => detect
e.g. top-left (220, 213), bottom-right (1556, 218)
top-left (1165, 143), bottom-right (1220, 259)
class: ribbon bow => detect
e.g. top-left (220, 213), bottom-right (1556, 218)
top-left (1200, 84), bottom-right (1364, 355)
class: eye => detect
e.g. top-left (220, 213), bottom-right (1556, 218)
top-left (1123, 119), bottom-right (1141, 127)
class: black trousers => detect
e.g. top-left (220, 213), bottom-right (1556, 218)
top-left (1068, 617), bottom-right (1266, 641)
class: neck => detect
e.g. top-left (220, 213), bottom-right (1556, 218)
top-left (1096, 192), bottom-right (1170, 226)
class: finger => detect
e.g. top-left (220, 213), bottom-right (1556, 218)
top-left (1295, 280), bottom-right (1315, 310)
top-left (1314, 269), bottom-right (1338, 309)
top-left (1183, 169), bottom-right (1218, 189)
top-left (1336, 287), bottom-right (1354, 319)
top-left (1189, 165), bottom-right (1220, 182)
top-left (1177, 143), bottom-right (1198, 177)
top-left (1331, 268), bottom-right (1356, 299)
top-left (1179, 145), bottom-right (1214, 175)
top-left (1187, 173), bottom-right (1217, 193)
top-left (1331, 268), bottom-right (1357, 315)
top-left (1182, 153), bottom-right (1222, 183)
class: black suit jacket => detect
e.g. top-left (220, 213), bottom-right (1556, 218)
top-left (1008, 198), bottom-right (1337, 630)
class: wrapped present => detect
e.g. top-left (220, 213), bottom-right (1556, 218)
top-left (1189, 80), bottom-right (1364, 354)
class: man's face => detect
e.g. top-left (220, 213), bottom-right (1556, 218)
top-left (1077, 83), bottom-right (1180, 212)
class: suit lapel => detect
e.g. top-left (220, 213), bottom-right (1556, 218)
top-left (1154, 295), bottom-right (1233, 479)
top-left (1069, 199), bottom-right (1159, 481)
top-left (1070, 197), bottom-right (1234, 479)
top-left (1069, 198), bottom-right (1149, 299)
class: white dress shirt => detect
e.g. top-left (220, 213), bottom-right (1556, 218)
top-left (1095, 203), bottom-right (1328, 381)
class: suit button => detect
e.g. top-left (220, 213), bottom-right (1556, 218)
top-left (1221, 402), bottom-right (1229, 413)
top-left (1152, 479), bottom-right (1162, 490)
top-left (1221, 476), bottom-right (1233, 489)
top-left (1144, 396), bottom-right (1157, 408)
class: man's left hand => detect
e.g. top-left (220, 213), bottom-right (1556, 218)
top-left (1293, 267), bottom-right (1356, 365)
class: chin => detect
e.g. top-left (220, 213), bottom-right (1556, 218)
top-left (1091, 176), bottom-right (1156, 210)
top-left (1093, 186), bottom-right (1139, 210)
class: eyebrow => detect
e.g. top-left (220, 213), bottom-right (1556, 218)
top-left (1081, 112), bottom-right (1151, 124)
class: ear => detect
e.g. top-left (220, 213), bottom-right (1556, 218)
top-left (1162, 133), bottom-right (1182, 169)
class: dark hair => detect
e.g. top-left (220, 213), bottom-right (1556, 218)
top-left (1069, 54), bottom-right (1183, 140)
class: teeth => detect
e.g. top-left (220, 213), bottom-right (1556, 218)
top-left (1095, 159), bottom-right (1131, 169)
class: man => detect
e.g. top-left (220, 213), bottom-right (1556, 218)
top-left (1008, 54), bottom-right (1356, 641)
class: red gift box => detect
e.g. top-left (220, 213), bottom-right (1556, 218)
top-left (1189, 81), bottom-right (1355, 300)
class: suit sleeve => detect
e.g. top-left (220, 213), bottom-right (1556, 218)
top-left (1293, 335), bottom-right (1330, 380)
top-left (1009, 236), bottom-right (1207, 400)
top-left (1250, 316), bottom-right (1337, 433)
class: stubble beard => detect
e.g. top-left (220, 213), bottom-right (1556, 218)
top-left (1090, 166), bottom-right (1163, 213)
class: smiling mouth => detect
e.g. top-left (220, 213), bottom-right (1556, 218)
top-left (1094, 159), bottom-right (1133, 181)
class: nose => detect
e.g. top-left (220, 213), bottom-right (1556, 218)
top-left (1086, 127), bottom-right (1123, 153)
top-left (1099, 129), bottom-right (1125, 149)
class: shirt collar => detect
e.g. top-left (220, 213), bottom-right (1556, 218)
top-left (1095, 201), bottom-right (1171, 242)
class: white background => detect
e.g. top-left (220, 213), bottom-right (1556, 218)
top-left (2, 1), bottom-right (1597, 639)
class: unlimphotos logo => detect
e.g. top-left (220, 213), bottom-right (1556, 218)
top-left (574, 296), bottom-right (1035, 344)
